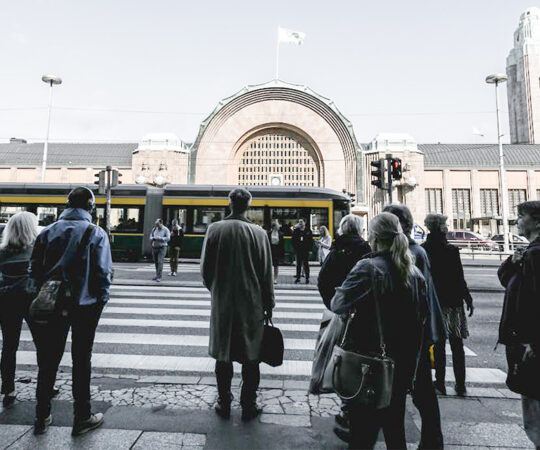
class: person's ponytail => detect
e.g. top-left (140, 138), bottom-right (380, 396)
top-left (389, 232), bottom-right (414, 287)
top-left (369, 212), bottom-right (415, 287)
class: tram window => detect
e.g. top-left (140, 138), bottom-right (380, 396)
top-left (0, 206), bottom-right (27, 223)
top-left (165, 208), bottom-right (187, 230)
top-left (247, 207), bottom-right (264, 228)
top-left (37, 207), bottom-right (60, 226)
top-left (95, 207), bottom-right (143, 233)
top-left (193, 207), bottom-right (225, 233)
top-left (270, 207), bottom-right (301, 236)
top-left (310, 208), bottom-right (329, 235)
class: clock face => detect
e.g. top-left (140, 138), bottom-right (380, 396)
top-left (271, 177), bottom-right (281, 186)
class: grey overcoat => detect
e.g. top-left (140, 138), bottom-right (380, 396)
top-left (201, 214), bottom-right (275, 363)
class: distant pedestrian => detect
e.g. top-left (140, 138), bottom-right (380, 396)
top-left (169, 225), bottom-right (183, 276)
top-left (317, 214), bottom-right (371, 442)
top-left (317, 225), bottom-right (332, 265)
top-left (498, 201), bottom-right (540, 449)
top-left (384, 204), bottom-right (446, 449)
top-left (331, 212), bottom-right (429, 449)
top-left (201, 188), bottom-right (274, 421)
top-left (267, 222), bottom-right (284, 284)
top-left (29, 186), bottom-right (112, 436)
top-left (0, 212), bottom-right (39, 408)
top-left (423, 213), bottom-right (473, 396)
top-left (150, 219), bottom-right (170, 282)
top-left (292, 218), bottom-right (313, 284)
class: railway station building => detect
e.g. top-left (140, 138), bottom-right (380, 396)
top-left (1, 80), bottom-right (540, 236)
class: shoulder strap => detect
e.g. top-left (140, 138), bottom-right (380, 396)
top-left (77, 224), bottom-right (95, 257)
top-left (372, 264), bottom-right (387, 356)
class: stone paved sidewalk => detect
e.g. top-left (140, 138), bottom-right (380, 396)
top-left (0, 370), bottom-right (535, 449)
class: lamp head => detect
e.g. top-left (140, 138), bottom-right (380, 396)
top-left (41, 75), bottom-right (62, 85)
top-left (486, 74), bottom-right (508, 84)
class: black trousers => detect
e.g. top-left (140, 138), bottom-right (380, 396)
top-left (349, 384), bottom-right (408, 449)
top-left (215, 361), bottom-right (260, 406)
top-left (434, 336), bottom-right (465, 387)
top-left (0, 295), bottom-right (33, 395)
top-left (295, 252), bottom-right (310, 280)
top-left (33, 303), bottom-right (103, 421)
top-left (412, 350), bottom-right (444, 449)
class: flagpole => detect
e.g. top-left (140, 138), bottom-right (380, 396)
top-left (275, 26), bottom-right (280, 80)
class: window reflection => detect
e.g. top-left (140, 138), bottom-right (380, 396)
top-left (193, 208), bottom-right (225, 233)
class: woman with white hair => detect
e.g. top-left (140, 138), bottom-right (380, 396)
top-left (0, 212), bottom-right (39, 407)
top-left (330, 212), bottom-right (429, 449)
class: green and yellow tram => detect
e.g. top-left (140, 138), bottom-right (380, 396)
top-left (0, 183), bottom-right (350, 261)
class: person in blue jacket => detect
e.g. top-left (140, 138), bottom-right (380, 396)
top-left (29, 186), bottom-right (112, 436)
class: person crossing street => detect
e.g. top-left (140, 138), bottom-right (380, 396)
top-left (150, 219), bottom-right (170, 282)
top-left (292, 219), bottom-right (313, 284)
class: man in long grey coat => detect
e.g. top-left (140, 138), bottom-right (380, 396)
top-left (201, 187), bottom-right (275, 421)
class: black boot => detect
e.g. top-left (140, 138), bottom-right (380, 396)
top-left (241, 402), bottom-right (262, 421)
top-left (215, 393), bottom-right (233, 419)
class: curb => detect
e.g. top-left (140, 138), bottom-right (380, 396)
top-left (112, 279), bottom-right (319, 290)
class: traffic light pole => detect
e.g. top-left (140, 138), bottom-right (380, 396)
top-left (105, 165), bottom-right (112, 239)
top-left (386, 153), bottom-right (393, 205)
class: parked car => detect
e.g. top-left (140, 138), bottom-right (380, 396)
top-left (490, 233), bottom-right (529, 251)
top-left (446, 230), bottom-right (499, 251)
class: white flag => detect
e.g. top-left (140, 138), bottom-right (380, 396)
top-left (278, 27), bottom-right (306, 45)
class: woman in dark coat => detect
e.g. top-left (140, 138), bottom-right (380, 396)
top-left (0, 212), bottom-right (38, 407)
top-left (422, 213), bottom-right (474, 396)
top-left (331, 212), bottom-right (429, 449)
top-left (267, 222), bottom-right (284, 284)
top-left (497, 201), bottom-right (540, 449)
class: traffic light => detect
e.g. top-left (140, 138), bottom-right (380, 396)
top-left (391, 158), bottom-right (402, 180)
top-left (94, 170), bottom-right (105, 194)
top-left (111, 169), bottom-right (122, 187)
top-left (370, 159), bottom-right (385, 188)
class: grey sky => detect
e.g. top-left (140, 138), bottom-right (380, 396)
top-left (0, 0), bottom-right (534, 145)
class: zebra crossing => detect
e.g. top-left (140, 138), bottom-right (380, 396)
top-left (11, 284), bottom-right (506, 384)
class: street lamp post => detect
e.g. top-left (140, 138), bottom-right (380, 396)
top-left (486, 73), bottom-right (509, 253)
top-left (41, 75), bottom-right (62, 183)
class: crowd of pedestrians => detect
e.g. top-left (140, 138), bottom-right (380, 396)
top-left (0, 184), bottom-right (538, 449)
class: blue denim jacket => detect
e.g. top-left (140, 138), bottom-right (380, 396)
top-left (29, 208), bottom-right (112, 305)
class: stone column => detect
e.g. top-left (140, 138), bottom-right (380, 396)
top-left (527, 169), bottom-right (536, 200)
top-left (470, 169), bottom-right (481, 226)
top-left (442, 169), bottom-right (453, 228)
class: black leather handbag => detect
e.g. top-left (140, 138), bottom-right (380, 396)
top-left (506, 344), bottom-right (540, 400)
top-left (323, 275), bottom-right (395, 409)
top-left (260, 318), bottom-right (284, 367)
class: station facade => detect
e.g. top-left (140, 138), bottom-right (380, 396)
top-left (1, 80), bottom-right (540, 235)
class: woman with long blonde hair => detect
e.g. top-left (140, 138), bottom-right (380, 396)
top-left (331, 212), bottom-right (429, 449)
top-left (0, 212), bottom-right (39, 407)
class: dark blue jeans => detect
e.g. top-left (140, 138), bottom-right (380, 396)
top-left (34, 302), bottom-right (103, 421)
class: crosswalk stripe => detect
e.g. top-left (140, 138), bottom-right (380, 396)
top-left (12, 349), bottom-right (504, 381)
top-left (111, 286), bottom-right (320, 296)
top-left (110, 292), bottom-right (323, 302)
top-left (14, 351), bottom-right (313, 376)
top-left (104, 307), bottom-right (323, 320)
top-left (98, 318), bottom-right (321, 332)
top-left (15, 331), bottom-right (317, 350)
top-left (109, 298), bottom-right (325, 310)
